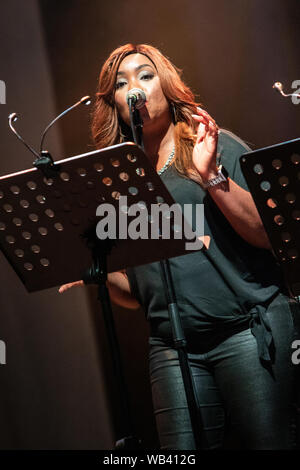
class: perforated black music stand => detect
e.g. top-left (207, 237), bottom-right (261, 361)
top-left (240, 137), bottom-right (300, 298)
top-left (0, 142), bottom-right (203, 448)
top-left (0, 142), bottom-right (199, 292)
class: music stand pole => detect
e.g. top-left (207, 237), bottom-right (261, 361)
top-left (82, 241), bottom-right (140, 450)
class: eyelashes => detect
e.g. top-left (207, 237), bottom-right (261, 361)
top-left (115, 73), bottom-right (154, 89)
top-left (140, 73), bottom-right (154, 81)
top-left (115, 81), bottom-right (126, 89)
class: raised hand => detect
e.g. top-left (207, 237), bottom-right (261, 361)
top-left (191, 107), bottom-right (219, 181)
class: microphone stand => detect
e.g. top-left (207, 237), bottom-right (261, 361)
top-left (128, 101), bottom-right (205, 450)
top-left (128, 98), bottom-right (145, 152)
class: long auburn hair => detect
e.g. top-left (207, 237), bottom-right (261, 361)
top-left (91, 43), bottom-right (201, 179)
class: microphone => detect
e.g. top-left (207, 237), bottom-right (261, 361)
top-left (273, 82), bottom-right (284, 94)
top-left (272, 82), bottom-right (300, 98)
top-left (126, 88), bottom-right (146, 109)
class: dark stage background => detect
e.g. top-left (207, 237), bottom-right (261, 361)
top-left (0, 0), bottom-right (299, 449)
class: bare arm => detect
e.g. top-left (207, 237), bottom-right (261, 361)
top-left (192, 108), bottom-right (271, 250)
top-left (106, 271), bottom-right (141, 309)
top-left (207, 178), bottom-right (271, 249)
top-left (59, 271), bottom-right (141, 310)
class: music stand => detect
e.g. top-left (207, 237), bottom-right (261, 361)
top-left (240, 137), bottom-right (300, 298)
top-left (0, 142), bottom-right (203, 448)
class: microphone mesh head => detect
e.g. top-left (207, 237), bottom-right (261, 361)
top-left (126, 88), bottom-right (146, 109)
top-left (9, 113), bottom-right (18, 122)
top-left (273, 82), bottom-right (283, 92)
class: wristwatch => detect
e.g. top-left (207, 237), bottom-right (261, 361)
top-left (202, 165), bottom-right (229, 189)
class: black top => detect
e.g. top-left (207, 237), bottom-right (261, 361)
top-left (126, 130), bottom-right (285, 357)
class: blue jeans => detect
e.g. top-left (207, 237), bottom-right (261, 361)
top-left (149, 295), bottom-right (300, 449)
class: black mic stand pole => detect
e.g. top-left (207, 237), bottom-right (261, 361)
top-left (128, 102), bottom-right (205, 450)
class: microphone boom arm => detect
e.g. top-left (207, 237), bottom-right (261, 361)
top-left (39, 95), bottom-right (91, 154)
top-left (8, 113), bottom-right (40, 159)
top-left (8, 95), bottom-right (91, 163)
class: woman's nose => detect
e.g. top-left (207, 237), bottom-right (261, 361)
top-left (128, 76), bottom-right (142, 90)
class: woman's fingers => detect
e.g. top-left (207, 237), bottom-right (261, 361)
top-left (196, 107), bottom-right (217, 125)
top-left (194, 120), bottom-right (206, 143)
top-left (193, 108), bottom-right (219, 131)
top-left (208, 118), bottom-right (219, 137)
top-left (192, 113), bottom-right (219, 142)
top-left (58, 280), bottom-right (84, 293)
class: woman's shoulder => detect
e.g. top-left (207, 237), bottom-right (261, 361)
top-left (217, 129), bottom-right (252, 187)
top-left (218, 128), bottom-right (252, 154)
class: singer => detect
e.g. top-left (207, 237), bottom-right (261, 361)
top-left (60, 44), bottom-right (300, 450)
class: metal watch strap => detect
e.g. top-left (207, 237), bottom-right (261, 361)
top-left (202, 165), bottom-right (228, 189)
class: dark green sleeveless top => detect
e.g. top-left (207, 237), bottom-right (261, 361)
top-left (126, 130), bottom-right (285, 355)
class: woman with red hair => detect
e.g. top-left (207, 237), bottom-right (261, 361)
top-left (61, 44), bottom-right (299, 450)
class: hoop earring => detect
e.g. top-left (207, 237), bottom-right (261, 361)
top-left (170, 102), bottom-right (177, 125)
